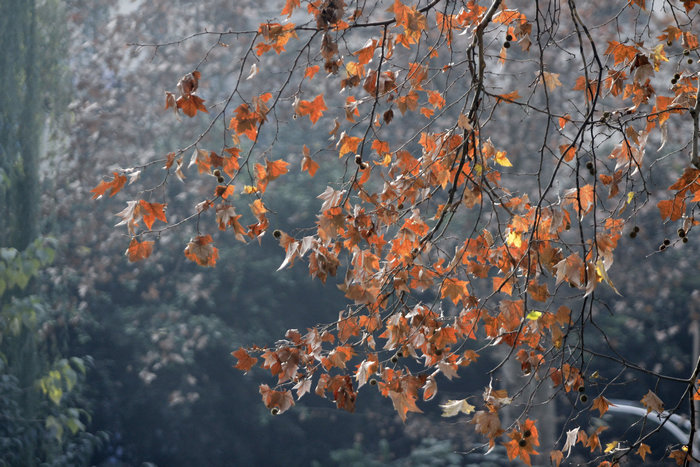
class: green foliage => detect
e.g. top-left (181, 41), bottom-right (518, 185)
top-left (0, 239), bottom-right (98, 465)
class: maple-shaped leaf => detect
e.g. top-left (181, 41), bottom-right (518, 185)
top-left (138, 200), bottom-right (167, 230)
top-left (266, 159), bottom-right (289, 181)
top-left (337, 133), bottom-right (362, 158)
top-left (250, 199), bottom-right (267, 219)
top-left (215, 204), bottom-right (246, 241)
top-left (391, 0), bottom-right (426, 45)
top-left (440, 399), bottom-right (475, 417)
top-left (92, 172), bottom-right (127, 199)
top-left (257, 22), bottom-right (297, 55)
top-left (295, 94), bottom-right (326, 124)
top-left (637, 443), bottom-right (651, 461)
top-left (605, 40), bottom-right (638, 65)
top-left (259, 384), bottom-right (294, 415)
top-left (232, 347), bottom-right (258, 372)
top-left (354, 39), bottom-right (377, 65)
top-left (280, 0), bottom-right (300, 17)
top-left (440, 278), bottom-right (468, 305)
top-left (505, 438), bottom-right (537, 466)
top-left (229, 103), bottom-right (261, 140)
top-left (176, 94), bottom-right (208, 117)
top-left (301, 154), bottom-right (319, 177)
top-left (388, 389), bottom-right (422, 422)
top-left (304, 65), bottom-right (320, 80)
top-left (126, 238), bottom-right (153, 262)
top-left (293, 377), bottom-right (312, 400)
top-left (471, 410), bottom-right (503, 446)
top-left (540, 71), bottom-right (562, 91)
top-left (592, 395), bottom-right (614, 415)
top-left (184, 234), bottom-right (219, 267)
top-left (563, 184), bottom-right (595, 219)
top-left (640, 389), bottom-right (664, 414)
top-left (658, 196), bottom-right (685, 222)
top-left (554, 253), bottom-right (584, 287)
top-left (669, 449), bottom-right (688, 465)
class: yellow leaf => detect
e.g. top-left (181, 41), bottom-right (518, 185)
top-left (651, 44), bottom-right (669, 71)
top-left (604, 441), bottom-right (618, 453)
top-left (526, 311), bottom-right (542, 320)
top-left (495, 151), bottom-right (512, 167)
top-left (595, 259), bottom-right (621, 295)
top-left (374, 153), bottom-right (392, 166)
top-left (506, 231), bottom-right (522, 248)
top-left (627, 191), bottom-right (634, 204)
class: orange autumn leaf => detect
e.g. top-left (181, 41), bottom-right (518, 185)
top-left (215, 185), bottom-right (235, 200)
top-left (259, 384), bottom-right (294, 414)
top-left (266, 159), bottom-right (289, 181)
top-left (138, 200), bottom-right (167, 230)
top-left (296, 94), bottom-right (327, 124)
top-left (229, 103), bottom-right (262, 141)
top-left (184, 234), bottom-right (219, 267)
top-left (301, 154), bottom-right (319, 177)
top-left (559, 144), bottom-right (576, 162)
top-left (592, 395), bottom-right (614, 415)
top-left (176, 94), bottom-right (208, 117)
top-left (232, 347), bottom-right (258, 372)
top-left (354, 39), bottom-right (377, 65)
top-left (658, 196), bottom-right (685, 222)
top-left (250, 199), bottom-right (267, 218)
top-left (371, 139), bottom-right (390, 155)
top-left (605, 40), bottom-right (638, 65)
top-left (495, 90), bottom-right (521, 102)
top-left (388, 388), bottom-right (422, 422)
top-left (280, 0), bottom-right (300, 17)
top-left (91, 172), bottom-right (127, 199)
top-left (126, 238), bottom-right (154, 262)
top-left (338, 133), bottom-right (362, 157)
top-left (304, 65), bottom-right (320, 80)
